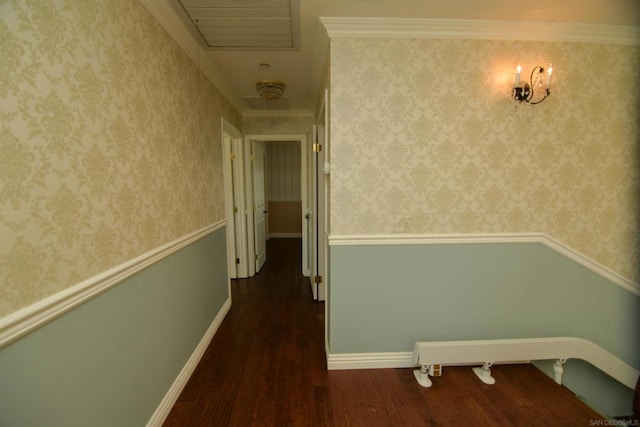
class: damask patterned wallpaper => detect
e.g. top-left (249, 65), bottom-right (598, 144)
top-left (243, 116), bottom-right (314, 135)
top-left (0, 0), bottom-right (241, 316)
top-left (330, 38), bottom-right (639, 283)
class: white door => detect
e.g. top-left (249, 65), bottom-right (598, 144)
top-left (253, 142), bottom-right (267, 272)
top-left (311, 124), bottom-right (326, 301)
top-left (223, 133), bottom-right (238, 279)
top-left (311, 89), bottom-right (330, 302)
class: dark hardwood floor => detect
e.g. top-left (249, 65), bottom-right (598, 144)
top-left (164, 238), bottom-right (604, 426)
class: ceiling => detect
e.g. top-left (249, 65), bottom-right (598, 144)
top-left (151, 0), bottom-right (640, 115)
top-left (177, 0), bottom-right (300, 50)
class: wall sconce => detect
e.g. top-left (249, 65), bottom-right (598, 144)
top-left (512, 64), bottom-right (553, 105)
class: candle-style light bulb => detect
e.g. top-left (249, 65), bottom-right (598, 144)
top-left (515, 64), bottom-right (522, 84)
top-left (547, 63), bottom-right (553, 87)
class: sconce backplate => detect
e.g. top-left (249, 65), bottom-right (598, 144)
top-left (513, 83), bottom-right (531, 102)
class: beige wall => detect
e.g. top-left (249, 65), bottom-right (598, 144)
top-left (0, 0), bottom-right (241, 316)
top-left (266, 142), bottom-right (301, 201)
top-left (268, 201), bottom-right (302, 235)
top-left (330, 38), bottom-right (639, 283)
top-left (243, 116), bottom-right (314, 135)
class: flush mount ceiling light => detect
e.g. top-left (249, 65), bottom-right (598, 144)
top-left (256, 79), bottom-right (286, 101)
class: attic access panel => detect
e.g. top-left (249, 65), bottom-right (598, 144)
top-left (178, 0), bottom-right (300, 50)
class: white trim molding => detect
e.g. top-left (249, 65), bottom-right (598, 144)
top-left (327, 352), bottom-right (414, 370)
top-left (328, 337), bottom-right (640, 390)
top-left (147, 298), bottom-right (231, 427)
top-left (328, 233), bottom-right (640, 297)
top-left (326, 351), bottom-right (524, 371)
top-left (320, 17), bottom-right (640, 46)
top-left (0, 221), bottom-right (227, 349)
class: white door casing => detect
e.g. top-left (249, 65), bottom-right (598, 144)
top-left (321, 89), bottom-right (330, 303)
top-left (318, 89), bottom-right (330, 355)
top-left (311, 125), bottom-right (320, 300)
top-left (233, 139), bottom-right (249, 278)
top-left (222, 133), bottom-right (237, 279)
top-left (222, 119), bottom-right (249, 279)
top-left (253, 141), bottom-right (267, 272)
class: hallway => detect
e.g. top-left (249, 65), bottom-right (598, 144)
top-left (163, 238), bottom-right (603, 426)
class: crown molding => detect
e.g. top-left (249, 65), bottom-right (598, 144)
top-left (320, 17), bottom-right (640, 45)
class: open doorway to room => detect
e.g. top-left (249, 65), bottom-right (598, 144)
top-left (264, 142), bottom-right (303, 241)
top-left (244, 134), bottom-right (309, 279)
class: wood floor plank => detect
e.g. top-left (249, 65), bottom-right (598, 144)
top-left (163, 238), bottom-right (605, 426)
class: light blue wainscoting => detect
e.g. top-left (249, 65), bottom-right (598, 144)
top-left (329, 241), bottom-right (639, 416)
top-left (0, 226), bottom-right (229, 427)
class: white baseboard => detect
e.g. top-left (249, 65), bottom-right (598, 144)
top-left (328, 340), bottom-right (639, 390)
top-left (327, 352), bottom-right (414, 370)
top-left (326, 351), bottom-right (530, 371)
top-left (146, 297), bottom-right (231, 427)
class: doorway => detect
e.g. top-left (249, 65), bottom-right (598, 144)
top-left (244, 134), bottom-right (309, 278)
top-left (252, 141), bottom-right (267, 272)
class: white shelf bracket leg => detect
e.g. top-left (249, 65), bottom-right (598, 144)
top-left (472, 361), bottom-right (496, 385)
top-left (413, 364), bottom-right (433, 388)
top-left (553, 358), bottom-right (567, 385)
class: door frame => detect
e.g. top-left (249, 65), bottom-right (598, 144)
top-left (252, 140), bottom-right (267, 273)
top-left (316, 89), bottom-right (330, 351)
top-left (244, 134), bottom-right (309, 278)
top-left (222, 118), bottom-right (249, 279)
top-left (311, 124), bottom-right (327, 301)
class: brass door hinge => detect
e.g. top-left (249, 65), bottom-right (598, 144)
top-left (230, 152), bottom-right (236, 160)
top-left (314, 275), bottom-right (323, 284)
top-left (313, 143), bottom-right (322, 153)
